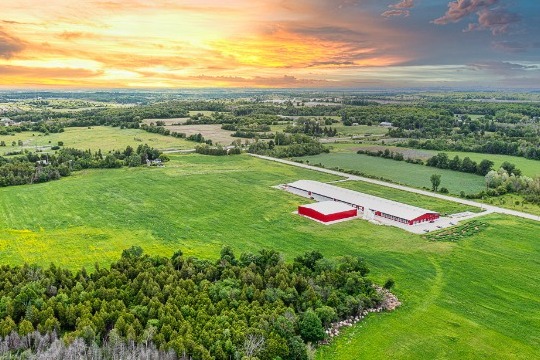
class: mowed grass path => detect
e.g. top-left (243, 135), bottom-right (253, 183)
top-left (0, 126), bottom-right (194, 154)
top-left (0, 154), bottom-right (538, 359)
top-left (298, 153), bottom-right (486, 194)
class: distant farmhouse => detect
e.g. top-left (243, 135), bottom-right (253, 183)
top-left (284, 180), bottom-right (440, 225)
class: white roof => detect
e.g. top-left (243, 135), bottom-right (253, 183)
top-left (288, 180), bottom-right (437, 221)
top-left (300, 201), bottom-right (356, 215)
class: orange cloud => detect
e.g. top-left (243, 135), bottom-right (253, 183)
top-left (212, 24), bottom-right (404, 70)
top-left (0, 27), bottom-right (25, 59)
top-left (0, 0), bottom-right (457, 88)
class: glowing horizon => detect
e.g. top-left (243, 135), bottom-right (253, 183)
top-left (0, 0), bottom-right (539, 88)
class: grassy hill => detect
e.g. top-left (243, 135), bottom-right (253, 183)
top-left (0, 154), bottom-right (538, 359)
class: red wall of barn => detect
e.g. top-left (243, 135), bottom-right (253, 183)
top-left (408, 213), bottom-right (440, 225)
top-left (298, 206), bottom-right (357, 223)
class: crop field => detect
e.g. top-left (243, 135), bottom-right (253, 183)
top-left (330, 143), bottom-right (540, 177)
top-left (297, 153), bottom-right (486, 194)
top-left (0, 154), bottom-right (538, 359)
top-left (0, 126), bottom-right (194, 154)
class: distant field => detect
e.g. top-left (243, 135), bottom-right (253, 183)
top-left (298, 153), bottom-right (486, 194)
top-left (0, 126), bottom-right (194, 154)
top-left (142, 118), bottom-right (188, 125)
top-left (334, 124), bottom-right (389, 136)
top-left (166, 124), bottom-right (239, 145)
top-left (188, 110), bottom-right (223, 116)
top-left (0, 154), bottom-right (538, 359)
top-left (330, 143), bottom-right (540, 177)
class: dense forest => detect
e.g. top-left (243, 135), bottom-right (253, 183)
top-left (0, 247), bottom-right (394, 359)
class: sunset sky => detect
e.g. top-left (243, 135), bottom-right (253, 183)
top-left (1, 0), bottom-right (539, 88)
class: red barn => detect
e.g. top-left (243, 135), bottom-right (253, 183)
top-left (287, 180), bottom-right (440, 226)
top-left (298, 201), bottom-right (358, 223)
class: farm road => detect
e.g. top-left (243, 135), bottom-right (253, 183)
top-left (250, 154), bottom-right (540, 223)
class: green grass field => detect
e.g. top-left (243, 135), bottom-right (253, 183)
top-left (0, 154), bottom-right (538, 359)
top-left (330, 143), bottom-right (540, 177)
top-left (298, 153), bottom-right (486, 195)
top-left (317, 213), bottom-right (540, 360)
top-left (480, 193), bottom-right (540, 216)
top-left (0, 126), bottom-right (194, 154)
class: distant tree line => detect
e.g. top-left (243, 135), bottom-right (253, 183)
top-left (357, 149), bottom-right (502, 177)
top-left (284, 120), bottom-right (337, 137)
top-left (186, 133), bottom-right (212, 145)
top-left (195, 145), bottom-right (241, 156)
top-left (230, 131), bottom-right (275, 139)
top-left (484, 168), bottom-right (540, 203)
top-left (221, 123), bottom-right (272, 133)
top-left (140, 124), bottom-right (186, 139)
top-left (425, 153), bottom-right (496, 176)
top-left (248, 134), bottom-right (329, 158)
top-left (402, 138), bottom-right (540, 161)
top-left (0, 122), bottom-right (64, 136)
top-left (0, 144), bottom-right (165, 188)
top-left (0, 247), bottom-right (387, 359)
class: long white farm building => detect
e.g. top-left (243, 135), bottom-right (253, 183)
top-left (285, 180), bottom-right (439, 225)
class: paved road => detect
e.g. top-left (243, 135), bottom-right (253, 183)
top-left (250, 154), bottom-right (540, 223)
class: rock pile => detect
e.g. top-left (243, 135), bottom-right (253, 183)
top-left (321, 286), bottom-right (401, 343)
top-left (376, 286), bottom-right (401, 311)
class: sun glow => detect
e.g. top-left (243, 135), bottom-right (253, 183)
top-left (0, 0), bottom-right (535, 88)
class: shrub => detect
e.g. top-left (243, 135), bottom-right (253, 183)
top-left (383, 278), bottom-right (395, 290)
top-left (299, 310), bottom-right (325, 343)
